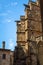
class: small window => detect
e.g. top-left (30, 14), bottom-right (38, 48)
top-left (2, 54), bottom-right (6, 59)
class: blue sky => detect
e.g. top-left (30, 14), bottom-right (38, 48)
top-left (0, 0), bottom-right (36, 51)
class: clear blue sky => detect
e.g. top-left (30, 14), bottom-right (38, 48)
top-left (0, 0), bottom-right (36, 51)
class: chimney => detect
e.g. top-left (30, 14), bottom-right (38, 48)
top-left (2, 41), bottom-right (5, 49)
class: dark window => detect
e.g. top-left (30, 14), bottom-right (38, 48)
top-left (2, 54), bottom-right (6, 59)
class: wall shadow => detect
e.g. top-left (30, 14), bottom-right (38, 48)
top-left (13, 44), bottom-right (27, 65)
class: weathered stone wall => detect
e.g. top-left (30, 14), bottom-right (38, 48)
top-left (0, 50), bottom-right (13, 65)
top-left (38, 41), bottom-right (43, 65)
top-left (15, 0), bottom-right (43, 65)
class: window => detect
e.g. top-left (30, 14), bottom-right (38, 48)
top-left (2, 54), bottom-right (6, 59)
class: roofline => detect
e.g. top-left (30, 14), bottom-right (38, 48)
top-left (0, 48), bottom-right (11, 51)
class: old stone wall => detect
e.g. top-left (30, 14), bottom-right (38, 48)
top-left (0, 50), bottom-right (13, 65)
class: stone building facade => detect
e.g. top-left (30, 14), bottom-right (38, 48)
top-left (0, 41), bottom-right (14, 65)
top-left (13, 0), bottom-right (43, 65)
